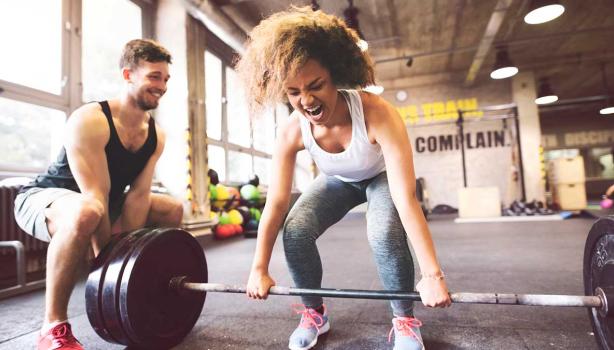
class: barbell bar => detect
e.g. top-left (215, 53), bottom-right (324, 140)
top-left (171, 277), bottom-right (605, 309)
top-left (85, 217), bottom-right (614, 350)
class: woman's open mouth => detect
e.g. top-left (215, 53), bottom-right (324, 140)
top-left (305, 105), bottom-right (323, 120)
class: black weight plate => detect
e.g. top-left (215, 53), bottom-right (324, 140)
top-left (102, 229), bottom-right (159, 345)
top-left (584, 217), bottom-right (614, 350)
top-left (85, 228), bottom-right (150, 344)
top-left (119, 228), bottom-right (208, 349)
top-left (93, 228), bottom-right (154, 344)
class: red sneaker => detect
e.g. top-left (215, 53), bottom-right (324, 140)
top-left (38, 322), bottom-right (83, 350)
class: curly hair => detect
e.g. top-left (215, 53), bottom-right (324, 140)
top-left (119, 39), bottom-right (172, 70)
top-left (235, 6), bottom-right (375, 114)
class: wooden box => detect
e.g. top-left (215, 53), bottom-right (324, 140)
top-left (553, 183), bottom-right (587, 210)
top-left (458, 187), bottom-right (501, 218)
top-left (548, 156), bottom-right (585, 184)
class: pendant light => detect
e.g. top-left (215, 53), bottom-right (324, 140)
top-left (490, 47), bottom-right (518, 80)
top-left (600, 64), bottom-right (614, 115)
top-left (524, 0), bottom-right (565, 25)
top-left (343, 0), bottom-right (368, 51)
top-left (535, 78), bottom-right (558, 105)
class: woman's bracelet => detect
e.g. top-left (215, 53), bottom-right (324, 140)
top-left (421, 270), bottom-right (445, 280)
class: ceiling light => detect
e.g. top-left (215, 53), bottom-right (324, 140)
top-left (600, 106), bottom-right (614, 115)
top-left (536, 95), bottom-right (558, 105)
top-left (524, 0), bottom-right (565, 25)
top-left (343, 0), bottom-right (368, 51)
top-left (599, 64), bottom-right (614, 115)
top-left (395, 90), bottom-right (408, 102)
top-left (490, 47), bottom-right (518, 80)
top-left (535, 78), bottom-right (558, 105)
top-left (364, 85), bottom-right (384, 95)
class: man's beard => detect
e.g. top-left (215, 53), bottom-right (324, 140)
top-left (136, 90), bottom-right (159, 111)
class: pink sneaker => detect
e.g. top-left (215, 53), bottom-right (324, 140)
top-left (288, 304), bottom-right (330, 350)
top-left (38, 322), bottom-right (83, 350)
top-left (388, 316), bottom-right (424, 350)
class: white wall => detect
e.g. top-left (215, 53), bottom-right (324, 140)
top-left (383, 79), bottom-right (521, 208)
top-left (408, 120), bottom-right (519, 208)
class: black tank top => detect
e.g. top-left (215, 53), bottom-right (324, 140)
top-left (21, 101), bottom-right (158, 207)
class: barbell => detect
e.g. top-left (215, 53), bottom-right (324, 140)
top-left (85, 216), bottom-right (614, 350)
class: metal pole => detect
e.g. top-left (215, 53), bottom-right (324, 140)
top-left (176, 281), bottom-right (603, 309)
top-left (408, 113), bottom-right (516, 128)
top-left (457, 111), bottom-right (467, 187)
top-left (512, 107), bottom-right (527, 202)
top-left (0, 241), bottom-right (26, 287)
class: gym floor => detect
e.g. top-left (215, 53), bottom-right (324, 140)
top-left (0, 209), bottom-right (598, 350)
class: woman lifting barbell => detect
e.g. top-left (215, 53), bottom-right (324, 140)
top-left (235, 6), bottom-right (451, 350)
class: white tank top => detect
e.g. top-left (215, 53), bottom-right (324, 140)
top-left (297, 89), bottom-right (386, 182)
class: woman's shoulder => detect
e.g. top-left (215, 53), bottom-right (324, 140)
top-left (277, 110), bottom-right (304, 151)
top-left (359, 91), bottom-right (396, 125)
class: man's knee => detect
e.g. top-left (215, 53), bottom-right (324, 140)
top-left (66, 196), bottom-right (105, 238)
top-left (168, 199), bottom-right (183, 226)
top-left (142, 195), bottom-right (183, 228)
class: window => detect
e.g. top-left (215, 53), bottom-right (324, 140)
top-left (0, 97), bottom-right (65, 171)
top-left (202, 33), bottom-right (307, 189)
top-left (207, 144), bottom-right (226, 182)
top-left (253, 108), bottom-right (276, 154)
top-left (586, 147), bottom-right (614, 179)
top-left (82, 0), bottom-right (143, 101)
top-left (204, 48), bottom-right (277, 185)
top-left (254, 156), bottom-right (271, 185)
top-left (0, 0), bottom-right (154, 174)
top-left (226, 67), bottom-right (251, 148)
top-left (205, 51), bottom-right (223, 140)
top-left (228, 151), bottom-right (252, 183)
top-left (544, 149), bottom-right (579, 161)
top-left (0, 0), bottom-right (63, 94)
top-left (545, 147), bottom-right (614, 180)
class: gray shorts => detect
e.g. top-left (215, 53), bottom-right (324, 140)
top-left (14, 187), bottom-right (77, 242)
top-left (13, 188), bottom-right (126, 243)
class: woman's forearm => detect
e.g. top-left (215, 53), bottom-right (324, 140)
top-left (251, 201), bottom-right (289, 272)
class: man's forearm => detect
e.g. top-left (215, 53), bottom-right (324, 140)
top-left (92, 213), bottom-right (112, 256)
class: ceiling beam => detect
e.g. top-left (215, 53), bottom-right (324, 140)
top-left (464, 0), bottom-right (513, 86)
top-left (379, 51), bottom-right (614, 90)
top-left (374, 25), bottom-right (614, 64)
top-left (444, 0), bottom-right (466, 71)
top-left (215, 4), bottom-right (258, 34)
top-left (385, 0), bottom-right (400, 40)
top-left (183, 0), bottom-right (248, 53)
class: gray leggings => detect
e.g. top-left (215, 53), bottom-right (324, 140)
top-left (283, 172), bottom-right (414, 317)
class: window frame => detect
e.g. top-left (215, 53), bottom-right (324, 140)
top-left (0, 0), bottom-right (154, 175)
top-left (203, 30), bottom-right (281, 187)
top-left (0, 0), bottom-right (72, 109)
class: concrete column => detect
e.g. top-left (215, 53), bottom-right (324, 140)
top-left (155, 0), bottom-right (189, 208)
top-left (184, 16), bottom-right (211, 224)
top-left (512, 71), bottom-right (545, 202)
